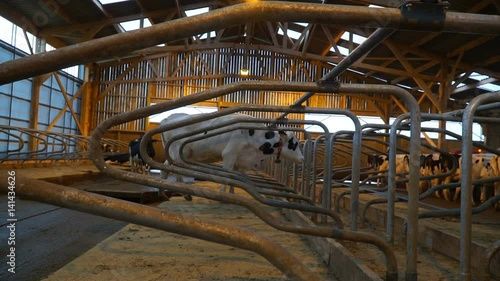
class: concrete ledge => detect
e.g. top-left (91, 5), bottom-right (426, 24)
top-left (283, 209), bottom-right (383, 281)
top-left (335, 191), bottom-right (500, 278)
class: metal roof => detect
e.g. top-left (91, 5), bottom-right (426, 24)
top-left (0, 0), bottom-right (498, 108)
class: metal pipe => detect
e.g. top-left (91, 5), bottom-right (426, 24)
top-left (388, 113), bottom-right (421, 280)
top-left (387, 114), bottom-right (409, 245)
top-left (147, 111), bottom-right (344, 226)
top-left (460, 92), bottom-right (500, 281)
top-left (281, 28), bottom-right (396, 118)
top-left (0, 174), bottom-right (325, 281)
top-left (417, 194), bottom-right (500, 219)
top-left (2, 2), bottom-right (499, 84)
top-left (89, 81), bottom-right (405, 280)
top-left (328, 127), bottom-right (362, 231)
top-left (159, 122), bottom-right (332, 215)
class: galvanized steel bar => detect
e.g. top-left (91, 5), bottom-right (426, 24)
top-left (147, 110), bottom-right (343, 226)
top-left (1, 2), bottom-right (500, 84)
top-left (89, 81), bottom-right (403, 280)
top-left (327, 127), bottom-right (362, 231)
top-left (281, 28), bottom-right (396, 118)
top-left (460, 92), bottom-right (500, 281)
top-left (158, 122), bottom-right (329, 211)
top-left (387, 114), bottom-right (408, 245)
top-left (418, 194), bottom-right (500, 219)
top-left (0, 174), bottom-right (325, 281)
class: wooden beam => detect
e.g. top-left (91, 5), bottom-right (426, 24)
top-left (266, 22), bottom-right (280, 47)
top-left (96, 59), bottom-right (141, 102)
top-left (385, 41), bottom-right (441, 110)
top-left (78, 82), bottom-right (91, 136)
top-left (321, 25), bottom-right (343, 57)
top-left (0, 2), bottom-right (39, 35)
top-left (49, 72), bottom-right (83, 133)
top-left (29, 76), bottom-right (42, 152)
top-left (452, 77), bottom-right (498, 94)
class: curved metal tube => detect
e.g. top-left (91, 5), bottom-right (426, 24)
top-left (146, 114), bottom-right (344, 228)
top-left (417, 195), bottom-right (500, 219)
top-left (90, 81), bottom-right (401, 280)
top-left (2, 2), bottom-right (499, 84)
top-left (0, 174), bottom-right (326, 281)
top-left (460, 92), bottom-right (500, 281)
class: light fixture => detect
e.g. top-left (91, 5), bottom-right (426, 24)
top-left (240, 68), bottom-right (249, 76)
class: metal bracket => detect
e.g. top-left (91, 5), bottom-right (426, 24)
top-left (400, 1), bottom-right (450, 31)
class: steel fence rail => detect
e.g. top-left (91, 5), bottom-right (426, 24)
top-left (90, 81), bottom-right (405, 281)
top-left (0, 174), bottom-right (326, 281)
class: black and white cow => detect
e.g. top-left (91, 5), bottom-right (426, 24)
top-left (129, 137), bottom-right (157, 175)
top-left (489, 155), bottom-right (500, 210)
top-left (160, 113), bottom-right (304, 193)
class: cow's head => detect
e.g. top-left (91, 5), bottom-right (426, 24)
top-left (278, 131), bottom-right (304, 163)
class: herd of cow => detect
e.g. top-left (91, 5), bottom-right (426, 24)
top-left (104, 112), bottom-right (499, 210)
top-left (369, 151), bottom-right (500, 209)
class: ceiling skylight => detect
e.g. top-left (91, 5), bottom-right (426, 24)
top-left (478, 83), bottom-right (500, 92)
top-left (340, 32), bottom-right (367, 45)
top-left (330, 45), bottom-right (350, 56)
top-left (99, 0), bottom-right (129, 4)
top-left (468, 72), bottom-right (489, 81)
top-left (120, 18), bottom-right (152, 32)
top-left (185, 7), bottom-right (209, 17)
top-left (278, 28), bottom-right (302, 40)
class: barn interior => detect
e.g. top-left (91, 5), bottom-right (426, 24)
top-left (0, 0), bottom-right (499, 281)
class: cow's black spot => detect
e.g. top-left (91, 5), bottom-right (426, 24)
top-left (273, 142), bottom-right (280, 148)
top-left (259, 142), bottom-right (275, 155)
top-left (265, 131), bottom-right (275, 139)
top-left (249, 129), bottom-right (255, 136)
top-left (288, 138), bottom-right (298, 151)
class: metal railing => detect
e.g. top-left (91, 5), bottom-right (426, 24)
top-left (0, 125), bottom-right (128, 164)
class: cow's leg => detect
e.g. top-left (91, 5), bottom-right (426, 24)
top-left (433, 177), bottom-right (442, 199)
top-left (144, 164), bottom-right (151, 175)
top-left (160, 159), bottom-right (170, 179)
top-left (441, 177), bottom-right (452, 201)
top-left (221, 153), bottom-right (237, 193)
top-left (130, 155), bottom-right (135, 173)
top-left (494, 182), bottom-right (500, 211)
top-left (453, 187), bottom-right (460, 202)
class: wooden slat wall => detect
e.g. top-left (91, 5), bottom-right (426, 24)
top-left (93, 48), bottom-right (374, 134)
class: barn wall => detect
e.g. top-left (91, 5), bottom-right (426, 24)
top-left (0, 40), bottom-right (83, 160)
top-left (91, 49), bottom-right (387, 135)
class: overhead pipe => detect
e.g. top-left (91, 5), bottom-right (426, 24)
top-left (1, 1), bottom-right (499, 84)
top-left (280, 27), bottom-right (396, 119)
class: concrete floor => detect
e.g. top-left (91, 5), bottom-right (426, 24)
top-left (0, 164), bottom-right (337, 281)
top-left (1, 163), bottom-right (499, 280)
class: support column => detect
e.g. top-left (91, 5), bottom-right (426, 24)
top-left (438, 61), bottom-right (450, 150)
top-left (28, 37), bottom-right (46, 152)
top-left (484, 120), bottom-right (500, 148)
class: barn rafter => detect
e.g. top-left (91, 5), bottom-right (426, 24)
top-left (0, 0), bottom-right (498, 135)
